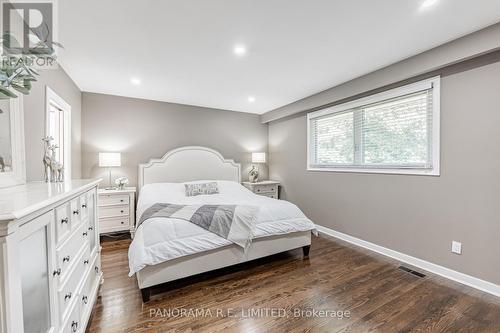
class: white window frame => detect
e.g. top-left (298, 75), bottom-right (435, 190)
top-left (307, 76), bottom-right (440, 176)
top-left (45, 86), bottom-right (71, 181)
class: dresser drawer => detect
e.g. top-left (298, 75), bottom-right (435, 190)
top-left (99, 205), bottom-right (129, 219)
top-left (57, 223), bottom-right (88, 280)
top-left (55, 202), bottom-right (71, 244)
top-left (62, 298), bottom-right (81, 333)
top-left (93, 254), bottom-right (102, 279)
top-left (261, 193), bottom-right (278, 199)
top-left (100, 216), bottom-right (130, 230)
top-left (58, 246), bottom-right (88, 321)
top-left (81, 240), bottom-right (92, 272)
top-left (82, 221), bottom-right (92, 243)
top-left (80, 193), bottom-right (88, 221)
top-left (99, 193), bottom-right (129, 206)
top-left (80, 255), bottom-right (98, 319)
top-left (70, 198), bottom-right (82, 228)
top-left (254, 184), bottom-right (278, 194)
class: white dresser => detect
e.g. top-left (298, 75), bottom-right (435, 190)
top-left (0, 179), bottom-right (102, 333)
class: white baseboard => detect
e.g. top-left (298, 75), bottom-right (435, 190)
top-left (316, 225), bottom-right (500, 298)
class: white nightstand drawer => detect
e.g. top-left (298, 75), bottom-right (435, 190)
top-left (99, 205), bottom-right (129, 219)
top-left (254, 184), bottom-right (278, 193)
top-left (100, 216), bottom-right (130, 229)
top-left (99, 194), bottom-right (129, 206)
top-left (242, 181), bottom-right (280, 199)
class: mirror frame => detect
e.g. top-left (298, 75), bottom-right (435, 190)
top-left (0, 95), bottom-right (26, 188)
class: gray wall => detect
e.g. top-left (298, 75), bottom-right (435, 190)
top-left (24, 66), bottom-right (82, 181)
top-left (81, 93), bottom-right (268, 188)
top-left (262, 22), bottom-right (500, 123)
top-left (269, 59), bottom-right (500, 285)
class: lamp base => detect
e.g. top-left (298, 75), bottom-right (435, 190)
top-left (107, 167), bottom-right (117, 190)
top-left (249, 165), bottom-right (259, 183)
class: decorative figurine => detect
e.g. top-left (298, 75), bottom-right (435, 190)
top-left (42, 137), bottom-right (64, 182)
top-left (42, 136), bottom-right (54, 182)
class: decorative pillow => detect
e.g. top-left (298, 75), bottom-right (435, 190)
top-left (184, 182), bottom-right (219, 197)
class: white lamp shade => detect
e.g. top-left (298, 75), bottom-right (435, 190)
top-left (252, 152), bottom-right (266, 164)
top-left (99, 152), bottom-right (121, 167)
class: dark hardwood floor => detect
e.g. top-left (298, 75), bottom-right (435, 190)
top-left (87, 235), bottom-right (500, 332)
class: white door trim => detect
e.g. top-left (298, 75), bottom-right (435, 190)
top-left (45, 86), bottom-right (71, 181)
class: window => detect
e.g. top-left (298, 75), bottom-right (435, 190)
top-left (308, 77), bottom-right (440, 175)
top-left (46, 87), bottom-right (71, 180)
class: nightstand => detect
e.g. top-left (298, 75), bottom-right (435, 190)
top-left (242, 180), bottom-right (280, 199)
top-left (98, 187), bottom-right (136, 236)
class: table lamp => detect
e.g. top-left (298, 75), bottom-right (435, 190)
top-left (249, 152), bottom-right (266, 183)
top-left (99, 152), bottom-right (121, 189)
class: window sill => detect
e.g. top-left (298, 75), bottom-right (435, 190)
top-left (307, 166), bottom-right (440, 176)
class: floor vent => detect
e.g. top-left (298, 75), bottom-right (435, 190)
top-left (398, 265), bottom-right (426, 278)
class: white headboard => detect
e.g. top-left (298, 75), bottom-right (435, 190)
top-left (138, 146), bottom-right (241, 188)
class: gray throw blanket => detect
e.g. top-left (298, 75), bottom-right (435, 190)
top-left (137, 203), bottom-right (258, 249)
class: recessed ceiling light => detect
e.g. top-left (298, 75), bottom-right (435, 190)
top-left (233, 45), bottom-right (247, 56)
top-left (130, 77), bottom-right (141, 85)
top-left (421, 0), bottom-right (438, 9)
top-left (248, 96), bottom-right (256, 103)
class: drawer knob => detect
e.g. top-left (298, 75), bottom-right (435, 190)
top-left (82, 295), bottom-right (88, 304)
top-left (84, 259), bottom-right (89, 265)
top-left (120, 221), bottom-right (124, 224)
top-left (61, 218), bottom-right (69, 224)
top-left (52, 268), bottom-right (61, 276)
top-left (71, 321), bottom-right (78, 332)
top-left (120, 210), bottom-right (124, 213)
top-left (63, 255), bottom-right (70, 263)
top-left (73, 210), bottom-right (80, 215)
top-left (120, 199), bottom-right (124, 202)
top-left (82, 204), bottom-right (87, 208)
top-left (88, 226), bottom-right (94, 231)
top-left (65, 292), bottom-right (72, 301)
top-left (83, 231), bottom-right (88, 237)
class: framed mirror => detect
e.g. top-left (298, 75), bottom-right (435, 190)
top-left (0, 95), bottom-right (26, 188)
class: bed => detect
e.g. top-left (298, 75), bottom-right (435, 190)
top-left (129, 146), bottom-right (316, 302)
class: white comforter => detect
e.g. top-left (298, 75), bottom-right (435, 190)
top-left (128, 181), bottom-right (316, 275)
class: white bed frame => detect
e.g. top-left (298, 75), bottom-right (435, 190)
top-left (136, 146), bottom-right (311, 301)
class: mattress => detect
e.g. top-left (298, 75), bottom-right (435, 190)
top-left (128, 181), bottom-right (316, 275)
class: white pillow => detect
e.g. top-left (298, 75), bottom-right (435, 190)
top-left (184, 182), bottom-right (219, 196)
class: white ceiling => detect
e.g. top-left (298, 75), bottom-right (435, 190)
top-left (58, 0), bottom-right (500, 114)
